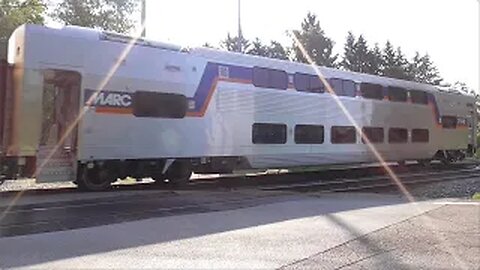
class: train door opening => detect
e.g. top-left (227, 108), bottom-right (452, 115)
top-left (36, 69), bottom-right (81, 182)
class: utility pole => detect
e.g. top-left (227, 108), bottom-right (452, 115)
top-left (237, 0), bottom-right (242, 52)
top-left (141, 0), bottom-right (146, 37)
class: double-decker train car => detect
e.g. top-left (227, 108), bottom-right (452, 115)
top-left (0, 25), bottom-right (477, 190)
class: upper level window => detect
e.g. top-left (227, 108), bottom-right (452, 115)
top-left (412, 129), bottom-right (429, 142)
top-left (252, 123), bottom-right (287, 144)
top-left (360, 83), bottom-right (383, 100)
top-left (441, 116), bottom-right (457, 129)
top-left (330, 79), bottom-right (356, 97)
top-left (295, 125), bottom-right (324, 144)
top-left (331, 126), bottom-right (356, 144)
top-left (343, 80), bottom-right (356, 97)
top-left (294, 73), bottom-right (309, 92)
top-left (133, 91), bottom-right (187, 118)
top-left (388, 128), bottom-right (408, 143)
top-left (329, 78), bottom-right (343, 95)
top-left (361, 127), bottom-right (384, 143)
top-left (388, 86), bottom-right (407, 102)
top-left (253, 67), bottom-right (287, 90)
top-left (309, 76), bottom-right (324, 93)
top-left (410, 90), bottom-right (428, 104)
top-left (294, 73), bottom-right (324, 93)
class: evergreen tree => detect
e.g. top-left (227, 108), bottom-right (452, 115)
top-left (382, 41), bottom-right (397, 77)
top-left (367, 43), bottom-right (383, 75)
top-left (382, 42), bottom-right (411, 80)
top-left (292, 12), bottom-right (337, 67)
top-left (341, 31), bottom-right (356, 71)
top-left (202, 42), bottom-right (214, 48)
top-left (266, 41), bottom-right (288, 60)
top-left (221, 33), bottom-right (250, 53)
top-left (354, 35), bottom-right (371, 73)
top-left (247, 38), bottom-right (268, 56)
top-left (52, 0), bottom-right (139, 34)
top-left (411, 53), bottom-right (442, 85)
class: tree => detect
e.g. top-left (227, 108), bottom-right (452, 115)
top-left (247, 38), bottom-right (289, 60)
top-left (354, 35), bottom-right (373, 74)
top-left (409, 52), bottom-right (442, 85)
top-left (451, 81), bottom-right (471, 94)
top-left (52, 0), bottom-right (139, 34)
top-left (381, 42), bottom-right (411, 80)
top-left (341, 32), bottom-right (356, 71)
top-left (292, 12), bottom-right (337, 67)
top-left (221, 33), bottom-right (250, 53)
top-left (247, 38), bottom-right (268, 56)
top-left (202, 42), bottom-right (214, 48)
top-left (368, 43), bottom-right (383, 75)
top-left (266, 41), bottom-right (288, 60)
top-left (0, 0), bottom-right (45, 41)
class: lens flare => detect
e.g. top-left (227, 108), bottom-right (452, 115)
top-left (289, 31), bottom-right (467, 269)
top-left (0, 24), bottom-right (146, 222)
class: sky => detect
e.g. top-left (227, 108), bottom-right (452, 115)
top-left (144, 0), bottom-right (479, 92)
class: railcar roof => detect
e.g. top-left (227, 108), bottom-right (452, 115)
top-left (20, 24), bottom-right (474, 99)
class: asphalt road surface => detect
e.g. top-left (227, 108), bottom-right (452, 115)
top-left (1, 192), bottom-right (478, 269)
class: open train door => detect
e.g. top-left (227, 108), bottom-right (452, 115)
top-left (36, 69), bottom-right (81, 182)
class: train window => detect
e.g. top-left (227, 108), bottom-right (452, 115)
top-left (410, 90), bottom-right (428, 104)
top-left (253, 67), bottom-right (270, 88)
top-left (441, 116), bottom-right (457, 129)
top-left (295, 125), bottom-right (324, 144)
top-left (360, 83), bottom-right (383, 100)
top-left (388, 128), bottom-right (408, 143)
top-left (343, 80), bottom-right (356, 97)
top-left (270, 69), bottom-right (288, 89)
top-left (412, 129), bottom-right (429, 142)
top-left (309, 76), bottom-right (325, 93)
top-left (294, 73), bottom-right (309, 91)
top-left (253, 67), bottom-right (287, 90)
top-left (388, 86), bottom-right (407, 102)
top-left (329, 78), bottom-right (343, 95)
top-left (331, 126), bottom-right (356, 144)
top-left (133, 91), bottom-right (187, 118)
top-left (252, 123), bottom-right (287, 144)
top-left (294, 73), bottom-right (325, 93)
top-left (361, 127), bottom-right (384, 143)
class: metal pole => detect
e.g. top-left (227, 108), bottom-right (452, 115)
top-left (237, 0), bottom-right (242, 52)
top-left (141, 0), bottom-right (146, 37)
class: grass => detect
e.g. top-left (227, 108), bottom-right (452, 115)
top-left (472, 192), bottom-right (480, 200)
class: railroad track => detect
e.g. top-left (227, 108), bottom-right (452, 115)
top-left (260, 166), bottom-right (480, 192)
top-left (0, 161), bottom-right (478, 196)
top-left (0, 162), bottom-right (478, 237)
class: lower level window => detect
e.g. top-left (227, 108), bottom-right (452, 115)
top-left (388, 128), bottom-right (408, 143)
top-left (252, 123), bottom-right (287, 144)
top-left (331, 126), bottom-right (356, 144)
top-left (295, 125), bottom-right (324, 144)
top-left (412, 129), bottom-right (429, 142)
top-left (361, 127), bottom-right (384, 143)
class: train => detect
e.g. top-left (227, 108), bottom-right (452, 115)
top-left (0, 24), bottom-right (477, 191)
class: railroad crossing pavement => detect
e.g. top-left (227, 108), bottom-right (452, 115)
top-left (0, 193), bottom-right (478, 269)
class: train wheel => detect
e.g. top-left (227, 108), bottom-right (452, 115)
top-left (76, 165), bottom-right (113, 191)
top-left (441, 158), bottom-right (452, 166)
top-left (166, 160), bottom-right (192, 187)
top-left (152, 174), bottom-right (167, 185)
top-left (417, 159), bottom-right (431, 167)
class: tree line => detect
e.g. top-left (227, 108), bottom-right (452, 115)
top-left (0, 1), bottom-right (472, 91)
top-left (220, 13), bottom-right (443, 86)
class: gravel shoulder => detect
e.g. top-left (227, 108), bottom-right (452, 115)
top-left (282, 203), bottom-right (480, 270)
